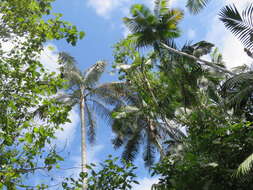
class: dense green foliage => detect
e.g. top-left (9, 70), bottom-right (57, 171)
top-left (0, 0), bottom-right (83, 188)
top-left (113, 1), bottom-right (253, 189)
top-left (1, 0), bottom-right (253, 189)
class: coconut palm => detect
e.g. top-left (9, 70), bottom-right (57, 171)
top-left (57, 52), bottom-right (126, 189)
top-left (124, 0), bottom-right (183, 50)
top-left (111, 98), bottom-right (186, 167)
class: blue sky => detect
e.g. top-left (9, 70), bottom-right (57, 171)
top-left (37, 0), bottom-right (252, 189)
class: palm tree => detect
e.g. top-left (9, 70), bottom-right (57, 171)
top-left (218, 3), bottom-right (253, 177)
top-left (186, 0), bottom-right (210, 14)
top-left (58, 52), bottom-right (126, 189)
top-left (219, 4), bottom-right (253, 119)
top-left (124, 0), bottom-right (183, 50)
top-left (112, 39), bottom-right (227, 166)
top-left (111, 97), bottom-right (185, 167)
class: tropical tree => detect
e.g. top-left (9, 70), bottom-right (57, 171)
top-left (123, 0), bottom-right (183, 50)
top-left (186, 0), bottom-right (210, 14)
top-left (58, 53), bottom-right (127, 189)
top-left (112, 35), bottom-right (224, 167)
top-left (0, 0), bottom-right (83, 188)
top-left (111, 96), bottom-right (186, 167)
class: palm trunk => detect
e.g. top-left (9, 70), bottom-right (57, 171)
top-left (80, 92), bottom-right (87, 190)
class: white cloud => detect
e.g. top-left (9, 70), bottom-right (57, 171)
top-left (143, 0), bottom-right (179, 9)
top-left (133, 177), bottom-right (159, 190)
top-left (187, 28), bottom-right (196, 39)
top-left (87, 0), bottom-right (131, 18)
top-left (87, 144), bottom-right (104, 164)
top-left (54, 107), bottom-right (79, 147)
top-left (122, 24), bottom-right (131, 38)
top-left (224, 0), bottom-right (251, 9)
top-left (222, 33), bottom-right (252, 68)
top-left (39, 44), bottom-right (60, 73)
top-left (87, 0), bottom-right (179, 18)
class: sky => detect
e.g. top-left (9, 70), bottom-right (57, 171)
top-left (36, 0), bottom-right (253, 189)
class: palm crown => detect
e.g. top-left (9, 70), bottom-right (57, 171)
top-left (124, 0), bottom-right (183, 50)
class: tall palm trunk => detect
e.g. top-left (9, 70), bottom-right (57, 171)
top-left (80, 91), bottom-right (87, 190)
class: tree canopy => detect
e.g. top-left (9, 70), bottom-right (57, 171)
top-left (1, 0), bottom-right (253, 189)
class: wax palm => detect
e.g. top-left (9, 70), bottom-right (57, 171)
top-left (124, 0), bottom-right (183, 50)
top-left (58, 52), bottom-right (126, 189)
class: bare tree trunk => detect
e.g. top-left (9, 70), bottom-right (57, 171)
top-left (80, 92), bottom-right (87, 190)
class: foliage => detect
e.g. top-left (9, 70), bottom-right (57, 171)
top-left (221, 71), bottom-right (253, 121)
top-left (62, 156), bottom-right (139, 190)
top-left (0, 0), bottom-right (83, 188)
top-left (152, 106), bottom-right (253, 190)
top-left (123, 0), bottom-right (183, 50)
top-left (186, 0), bottom-right (210, 14)
top-left (112, 25), bottom-right (223, 168)
top-left (219, 4), bottom-right (253, 53)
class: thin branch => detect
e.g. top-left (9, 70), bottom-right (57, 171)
top-left (161, 42), bottom-right (236, 76)
top-left (0, 166), bottom-right (51, 174)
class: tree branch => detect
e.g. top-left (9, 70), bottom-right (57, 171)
top-left (161, 42), bottom-right (236, 76)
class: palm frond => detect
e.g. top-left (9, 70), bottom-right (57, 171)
top-left (123, 17), bottom-right (147, 33)
top-left (221, 72), bottom-right (253, 95)
top-left (55, 92), bottom-right (79, 107)
top-left (221, 72), bottom-right (253, 113)
top-left (124, 3), bottom-right (182, 49)
top-left (83, 61), bottom-right (106, 87)
top-left (143, 132), bottom-right (156, 167)
top-left (111, 135), bottom-right (124, 149)
top-left (85, 102), bottom-right (96, 144)
top-left (219, 4), bottom-right (253, 52)
top-left (124, 4), bottom-right (152, 33)
top-left (90, 85), bottom-right (126, 107)
top-left (130, 4), bottom-right (152, 19)
top-left (186, 0), bottom-right (210, 14)
top-left (225, 85), bottom-right (253, 112)
top-left (121, 128), bottom-right (143, 163)
top-left (154, 0), bottom-right (170, 17)
top-left (58, 52), bottom-right (76, 67)
top-left (162, 8), bottom-right (184, 27)
top-left (58, 52), bottom-right (83, 86)
top-left (159, 121), bottom-right (186, 142)
top-left (95, 81), bottom-right (134, 103)
top-left (236, 153), bottom-right (253, 176)
top-left (90, 100), bottom-right (113, 126)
